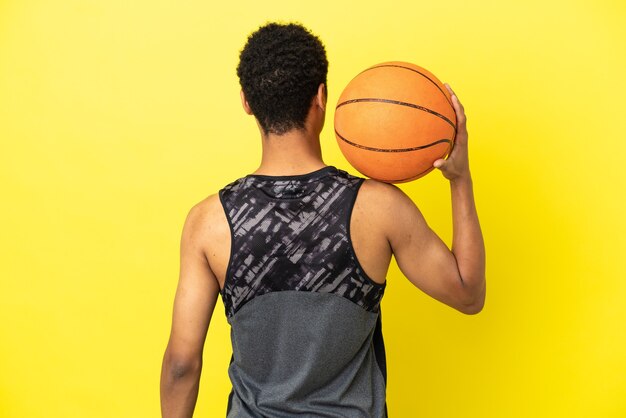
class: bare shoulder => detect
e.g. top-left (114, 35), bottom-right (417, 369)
top-left (180, 193), bottom-right (231, 254)
top-left (191, 193), bottom-right (223, 219)
top-left (181, 193), bottom-right (223, 231)
top-left (359, 178), bottom-right (396, 194)
top-left (356, 178), bottom-right (429, 246)
top-left (357, 178), bottom-right (420, 218)
top-left (184, 193), bottom-right (231, 284)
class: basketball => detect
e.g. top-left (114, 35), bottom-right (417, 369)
top-left (334, 61), bottom-right (457, 183)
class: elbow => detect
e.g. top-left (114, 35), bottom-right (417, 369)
top-left (163, 351), bottom-right (202, 380)
top-left (169, 360), bottom-right (200, 380)
top-left (458, 298), bottom-right (484, 315)
top-left (457, 279), bottom-right (486, 315)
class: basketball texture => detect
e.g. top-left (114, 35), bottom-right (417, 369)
top-left (334, 61), bottom-right (457, 183)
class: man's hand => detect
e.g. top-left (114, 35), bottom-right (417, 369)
top-left (433, 83), bottom-right (470, 181)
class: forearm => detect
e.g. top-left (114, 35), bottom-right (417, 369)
top-left (160, 360), bottom-right (202, 418)
top-left (450, 173), bottom-right (486, 305)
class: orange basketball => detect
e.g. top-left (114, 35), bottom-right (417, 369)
top-left (334, 61), bottom-right (456, 183)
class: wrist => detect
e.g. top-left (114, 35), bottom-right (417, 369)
top-left (450, 171), bottom-right (472, 187)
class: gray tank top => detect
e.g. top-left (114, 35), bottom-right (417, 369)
top-left (219, 165), bottom-right (388, 417)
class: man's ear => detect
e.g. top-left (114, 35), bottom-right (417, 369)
top-left (240, 90), bottom-right (253, 115)
top-left (316, 83), bottom-right (326, 112)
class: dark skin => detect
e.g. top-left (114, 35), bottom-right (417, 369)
top-left (160, 83), bottom-right (486, 418)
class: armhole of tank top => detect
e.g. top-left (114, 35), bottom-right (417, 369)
top-left (347, 178), bottom-right (386, 289)
top-left (218, 189), bottom-right (235, 294)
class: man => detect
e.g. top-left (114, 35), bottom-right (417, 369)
top-left (160, 22), bottom-right (485, 418)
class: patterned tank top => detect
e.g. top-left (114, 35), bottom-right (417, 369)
top-left (219, 165), bottom-right (388, 417)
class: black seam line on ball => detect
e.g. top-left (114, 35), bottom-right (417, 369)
top-left (336, 98), bottom-right (456, 129)
top-left (360, 64), bottom-right (454, 109)
top-left (335, 130), bottom-right (451, 152)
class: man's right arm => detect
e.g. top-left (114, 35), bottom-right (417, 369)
top-left (382, 181), bottom-right (485, 314)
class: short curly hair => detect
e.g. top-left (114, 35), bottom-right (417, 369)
top-left (236, 22), bottom-right (328, 136)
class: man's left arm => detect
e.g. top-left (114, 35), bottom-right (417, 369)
top-left (160, 203), bottom-right (220, 418)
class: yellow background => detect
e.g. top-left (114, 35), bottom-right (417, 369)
top-left (1, 0), bottom-right (625, 416)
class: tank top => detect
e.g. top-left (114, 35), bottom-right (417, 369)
top-left (218, 165), bottom-right (388, 417)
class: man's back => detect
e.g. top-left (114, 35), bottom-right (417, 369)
top-left (211, 165), bottom-right (388, 417)
top-left (203, 171), bottom-right (392, 293)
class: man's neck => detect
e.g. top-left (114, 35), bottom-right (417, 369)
top-left (252, 128), bottom-right (327, 176)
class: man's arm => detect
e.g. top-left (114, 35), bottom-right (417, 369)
top-left (434, 83), bottom-right (486, 312)
top-left (385, 83), bottom-right (486, 314)
top-left (161, 200), bottom-right (221, 417)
